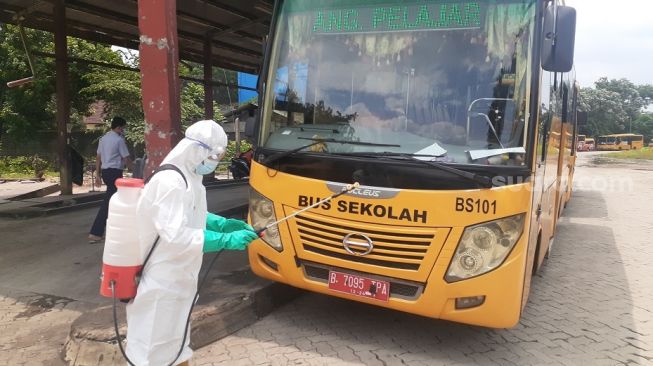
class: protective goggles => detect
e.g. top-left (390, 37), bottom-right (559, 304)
top-left (206, 153), bottom-right (224, 163)
top-left (186, 137), bottom-right (224, 156)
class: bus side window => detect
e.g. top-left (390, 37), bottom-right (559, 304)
top-left (539, 71), bottom-right (555, 162)
top-left (571, 84), bottom-right (579, 155)
top-left (561, 83), bottom-right (569, 123)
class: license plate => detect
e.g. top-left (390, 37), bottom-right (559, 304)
top-left (327, 270), bottom-right (390, 302)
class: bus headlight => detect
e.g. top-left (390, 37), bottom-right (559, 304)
top-left (249, 189), bottom-right (283, 251)
top-left (445, 214), bottom-right (525, 282)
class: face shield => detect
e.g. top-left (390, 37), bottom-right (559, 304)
top-left (163, 120), bottom-right (229, 176)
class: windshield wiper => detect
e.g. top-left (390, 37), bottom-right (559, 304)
top-left (334, 151), bottom-right (445, 158)
top-left (262, 138), bottom-right (400, 165)
top-left (339, 152), bottom-right (493, 188)
top-left (296, 137), bottom-right (401, 147)
top-left (261, 140), bottom-right (326, 165)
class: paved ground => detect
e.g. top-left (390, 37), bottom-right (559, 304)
top-left (195, 153), bottom-right (653, 365)
top-left (0, 289), bottom-right (88, 366)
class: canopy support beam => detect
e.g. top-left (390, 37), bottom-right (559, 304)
top-left (55, 0), bottom-right (72, 195)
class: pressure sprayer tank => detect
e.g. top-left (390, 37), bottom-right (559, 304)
top-left (100, 178), bottom-right (145, 300)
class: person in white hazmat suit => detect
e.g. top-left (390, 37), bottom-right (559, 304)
top-left (126, 120), bottom-right (258, 365)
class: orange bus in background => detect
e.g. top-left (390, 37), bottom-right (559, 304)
top-left (597, 134), bottom-right (644, 151)
top-left (576, 134), bottom-right (586, 150)
top-left (577, 136), bottom-right (594, 151)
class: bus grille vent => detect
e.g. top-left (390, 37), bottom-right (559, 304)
top-left (295, 215), bottom-right (435, 271)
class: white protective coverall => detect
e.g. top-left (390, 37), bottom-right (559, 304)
top-left (126, 120), bottom-right (228, 365)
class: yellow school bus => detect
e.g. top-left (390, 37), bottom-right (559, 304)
top-left (247, 0), bottom-right (578, 328)
top-left (596, 133), bottom-right (644, 151)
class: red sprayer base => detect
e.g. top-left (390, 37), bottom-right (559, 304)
top-left (100, 263), bottom-right (143, 300)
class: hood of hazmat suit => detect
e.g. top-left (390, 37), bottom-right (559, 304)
top-left (126, 120), bottom-right (228, 365)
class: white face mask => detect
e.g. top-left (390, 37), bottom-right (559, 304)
top-left (195, 152), bottom-right (223, 175)
top-left (195, 160), bottom-right (218, 175)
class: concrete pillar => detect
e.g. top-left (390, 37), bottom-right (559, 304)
top-left (138, 0), bottom-right (182, 177)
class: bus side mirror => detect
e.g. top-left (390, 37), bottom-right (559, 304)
top-left (541, 5), bottom-right (576, 72)
top-left (576, 111), bottom-right (588, 126)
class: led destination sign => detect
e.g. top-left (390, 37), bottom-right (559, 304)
top-left (311, 2), bottom-right (484, 34)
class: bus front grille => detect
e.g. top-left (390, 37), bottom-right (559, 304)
top-left (294, 214), bottom-right (436, 271)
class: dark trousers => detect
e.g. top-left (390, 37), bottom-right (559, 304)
top-left (90, 168), bottom-right (123, 237)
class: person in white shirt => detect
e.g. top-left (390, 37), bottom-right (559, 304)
top-left (89, 117), bottom-right (133, 243)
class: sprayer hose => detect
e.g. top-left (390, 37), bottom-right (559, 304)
top-left (111, 250), bottom-right (223, 366)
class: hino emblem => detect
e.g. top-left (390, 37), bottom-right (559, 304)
top-left (342, 233), bottom-right (374, 256)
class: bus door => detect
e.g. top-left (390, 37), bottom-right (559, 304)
top-left (565, 83), bottom-right (580, 204)
top-left (531, 71), bottom-right (560, 273)
top-left (554, 80), bottom-right (573, 223)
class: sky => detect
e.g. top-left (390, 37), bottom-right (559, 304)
top-left (570, 0), bottom-right (653, 88)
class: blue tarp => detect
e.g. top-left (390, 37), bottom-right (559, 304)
top-left (238, 73), bottom-right (258, 103)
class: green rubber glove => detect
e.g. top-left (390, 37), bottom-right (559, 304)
top-left (207, 213), bottom-right (254, 233)
top-left (222, 219), bottom-right (254, 233)
top-left (203, 229), bottom-right (259, 253)
top-left (206, 212), bottom-right (227, 232)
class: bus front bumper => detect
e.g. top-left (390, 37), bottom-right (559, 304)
top-left (248, 235), bottom-right (527, 329)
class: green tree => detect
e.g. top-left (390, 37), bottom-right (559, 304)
top-left (637, 84), bottom-right (653, 105)
top-left (579, 78), bottom-right (651, 137)
top-left (632, 113), bottom-right (653, 143)
top-left (78, 50), bottom-right (144, 149)
top-left (0, 25), bottom-right (56, 142)
top-left (594, 77), bottom-right (645, 124)
top-left (2, 24), bottom-right (232, 160)
top-left (0, 25), bottom-right (139, 142)
top-left (179, 62), bottom-right (239, 110)
top-left (579, 87), bottom-right (628, 137)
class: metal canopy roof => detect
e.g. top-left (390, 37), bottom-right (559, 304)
top-left (0, 0), bottom-right (273, 74)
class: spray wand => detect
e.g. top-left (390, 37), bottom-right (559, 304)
top-left (255, 182), bottom-right (360, 237)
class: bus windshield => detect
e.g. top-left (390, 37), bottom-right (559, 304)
top-left (261, 0), bottom-right (537, 166)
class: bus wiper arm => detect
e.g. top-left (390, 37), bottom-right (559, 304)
top-left (261, 140), bottom-right (327, 165)
top-left (414, 158), bottom-right (493, 188)
top-left (297, 137), bottom-right (401, 147)
top-left (262, 138), bottom-right (400, 165)
top-left (334, 151), bottom-right (444, 158)
top-left (345, 152), bottom-right (492, 188)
